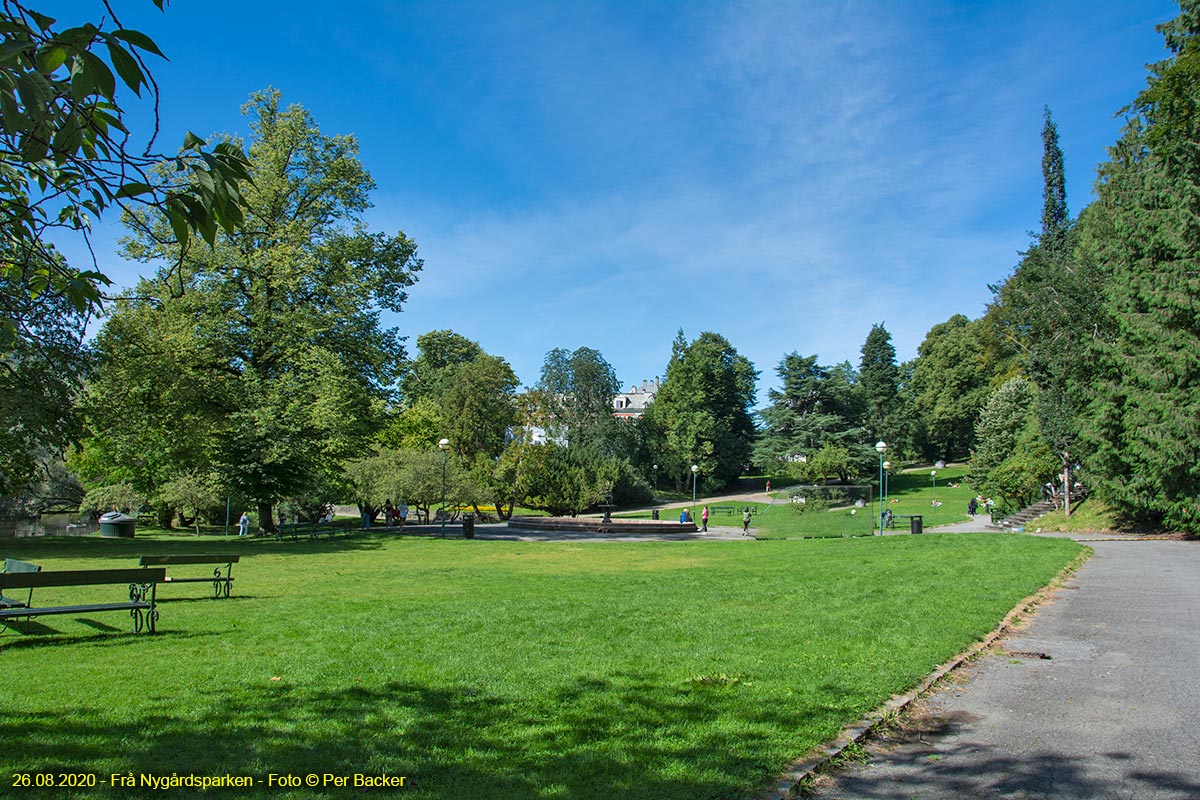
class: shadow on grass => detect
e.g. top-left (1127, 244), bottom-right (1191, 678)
top-left (0, 628), bottom-right (221, 652)
top-left (3, 673), bottom-right (823, 800)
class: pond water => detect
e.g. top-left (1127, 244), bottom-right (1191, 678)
top-left (0, 512), bottom-right (99, 538)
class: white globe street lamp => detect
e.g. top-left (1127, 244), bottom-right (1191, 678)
top-left (691, 464), bottom-right (700, 525)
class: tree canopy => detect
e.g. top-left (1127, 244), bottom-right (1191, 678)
top-left (79, 89), bottom-right (421, 528)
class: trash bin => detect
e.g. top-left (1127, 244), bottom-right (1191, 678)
top-left (98, 511), bottom-right (137, 538)
top-left (462, 514), bottom-right (475, 539)
top-left (910, 515), bottom-right (923, 534)
top-left (651, 509), bottom-right (660, 520)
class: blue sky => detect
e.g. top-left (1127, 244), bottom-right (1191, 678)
top-left (67, 0), bottom-right (1177, 400)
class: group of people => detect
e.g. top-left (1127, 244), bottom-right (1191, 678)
top-left (967, 496), bottom-right (996, 516)
top-left (382, 499), bottom-right (409, 527)
top-left (681, 505), bottom-right (754, 535)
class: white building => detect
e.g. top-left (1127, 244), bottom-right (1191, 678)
top-left (612, 378), bottom-right (659, 419)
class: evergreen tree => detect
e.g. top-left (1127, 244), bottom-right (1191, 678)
top-left (858, 323), bottom-right (901, 444)
top-left (1082, 2), bottom-right (1200, 531)
top-left (753, 353), bottom-right (870, 477)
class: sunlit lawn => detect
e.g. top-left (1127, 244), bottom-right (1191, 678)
top-left (752, 465), bottom-right (979, 539)
top-left (0, 531), bottom-right (1080, 799)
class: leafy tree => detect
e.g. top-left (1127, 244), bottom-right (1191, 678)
top-left (0, 2), bottom-right (250, 353)
top-left (536, 347), bottom-right (621, 453)
top-left (1081, 2), bottom-right (1200, 531)
top-left (967, 377), bottom-right (1057, 511)
top-left (84, 90), bottom-right (421, 530)
top-left (440, 354), bottom-right (519, 461)
top-left (400, 329), bottom-right (485, 405)
top-left (642, 330), bottom-right (757, 492)
top-left (0, 248), bottom-right (92, 494)
top-left (905, 314), bottom-right (992, 461)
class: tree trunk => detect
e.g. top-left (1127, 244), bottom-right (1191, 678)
top-left (257, 500), bottom-right (275, 534)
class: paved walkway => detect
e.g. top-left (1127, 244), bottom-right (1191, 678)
top-left (812, 538), bottom-right (1200, 799)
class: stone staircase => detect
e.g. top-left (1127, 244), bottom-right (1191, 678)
top-left (988, 499), bottom-right (1059, 531)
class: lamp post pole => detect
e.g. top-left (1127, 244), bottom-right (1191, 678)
top-left (691, 464), bottom-right (699, 523)
top-left (652, 464), bottom-right (658, 495)
top-left (930, 469), bottom-right (937, 508)
top-left (874, 441), bottom-right (887, 534)
top-left (882, 461), bottom-right (891, 526)
top-left (439, 438), bottom-right (450, 538)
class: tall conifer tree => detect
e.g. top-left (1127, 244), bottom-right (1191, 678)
top-left (1082, 2), bottom-right (1200, 531)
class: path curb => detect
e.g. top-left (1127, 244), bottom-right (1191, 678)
top-left (762, 546), bottom-right (1093, 799)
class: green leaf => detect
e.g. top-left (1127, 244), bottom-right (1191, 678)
top-left (111, 29), bottom-right (165, 59)
top-left (34, 43), bottom-right (68, 73)
top-left (0, 40), bottom-right (33, 63)
top-left (182, 131), bottom-right (206, 150)
top-left (105, 41), bottom-right (144, 96)
top-left (114, 181), bottom-right (153, 199)
top-left (164, 202), bottom-right (191, 249)
top-left (78, 50), bottom-right (115, 100)
top-left (27, 11), bottom-right (56, 31)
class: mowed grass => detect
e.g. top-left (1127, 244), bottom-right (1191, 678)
top-left (0, 532), bottom-right (1080, 799)
top-left (755, 465), bottom-right (980, 539)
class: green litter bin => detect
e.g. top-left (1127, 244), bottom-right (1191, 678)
top-left (98, 511), bottom-right (137, 538)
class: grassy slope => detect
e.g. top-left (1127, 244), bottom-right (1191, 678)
top-left (755, 465), bottom-right (978, 539)
top-left (0, 532), bottom-right (1079, 800)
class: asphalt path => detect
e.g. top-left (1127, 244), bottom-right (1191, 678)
top-left (812, 538), bottom-right (1200, 799)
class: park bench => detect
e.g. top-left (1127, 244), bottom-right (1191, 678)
top-left (710, 505), bottom-right (757, 516)
top-left (1, 558), bottom-right (41, 609)
top-left (138, 554), bottom-right (239, 598)
top-left (0, 567), bottom-right (165, 634)
top-left (276, 520), bottom-right (356, 542)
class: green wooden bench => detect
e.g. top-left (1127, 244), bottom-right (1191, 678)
top-left (1, 558), bottom-right (41, 610)
top-left (710, 505), bottom-right (757, 516)
top-left (277, 521), bottom-right (356, 541)
top-left (0, 567), bottom-right (165, 634)
top-left (138, 554), bottom-right (239, 598)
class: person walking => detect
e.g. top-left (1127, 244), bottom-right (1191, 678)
top-left (238, 511), bottom-right (250, 537)
top-left (742, 507), bottom-right (751, 535)
top-left (701, 505), bottom-right (709, 533)
top-left (398, 500), bottom-right (408, 527)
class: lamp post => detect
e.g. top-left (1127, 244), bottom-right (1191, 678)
top-left (930, 469), bottom-right (937, 508)
top-left (439, 438), bottom-right (450, 538)
top-left (875, 441), bottom-right (887, 533)
top-left (691, 464), bottom-right (699, 523)
top-left (652, 464), bottom-right (658, 495)
top-left (882, 461), bottom-right (891, 526)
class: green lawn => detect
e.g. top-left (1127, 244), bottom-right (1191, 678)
top-left (0, 532), bottom-right (1080, 799)
top-left (754, 465), bottom-right (980, 539)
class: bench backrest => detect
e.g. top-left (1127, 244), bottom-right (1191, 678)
top-left (3, 558), bottom-right (41, 574)
top-left (0, 568), bottom-right (166, 590)
top-left (138, 554), bottom-right (239, 567)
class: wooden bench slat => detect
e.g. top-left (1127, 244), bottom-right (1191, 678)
top-left (0, 601), bottom-right (151, 619)
top-left (138, 555), bottom-right (239, 567)
top-left (0, 568), bottom-right (165, 590)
